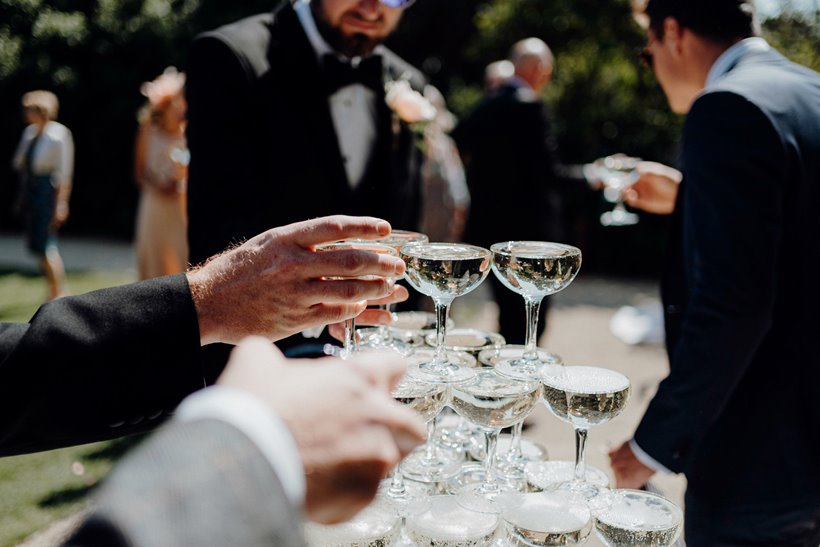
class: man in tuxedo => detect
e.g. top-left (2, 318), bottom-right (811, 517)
top-left (186, 0), bottom-right (426, 357)
top-left (0, 215), bottom-right (407, 456)
top-left (453, 38), bottom-right (594, 344)
top-left (609, 1), bottom-right (820, 544)
top-left (65, 337), bottom-right (426, 546)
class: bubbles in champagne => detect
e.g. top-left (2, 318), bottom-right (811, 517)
top-left (594, 490), bottom-right (683, 547)
top-left (391, 376), bottom-right (449, 423)
top-left (304, 502), bottom-right (400, 546)
top-left (401, 243), bottom-right (491, 301)
top-left (491, 242), bottom-right (581, 299)
top-left (541, 366), bottom-right (630, 429)
top-left (503, 492), bottom-right (592, 546)
top-left (406, 495), bottom-right (499, 546)
top-left (451, 370), bottom-right (542, 429)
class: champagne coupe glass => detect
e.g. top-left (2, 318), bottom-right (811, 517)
top-left (380, 374), bottom-right (450, 513)
top-left (400, 242), bottom-right (492, 383)
top-left (594, 489), bottom-right (683, 547)
top-left (359, 230), bottom-right (429, 351)
top-left (596, 153), bottom-right (641, 227)
top-left (502, 492), bottom-right (593, 546)
top-left (540, 366), bottom-right (631, 503)
top-left (490, 241), bottom-right (581, 381)
top-left (405, 495), bottom-right (500, 546)
top-left (451, 369), bottom-right (542, 514)
top-left (315, 240), bottom-right (398, 359)
top-left (304, 500), bottom-right (401, 546)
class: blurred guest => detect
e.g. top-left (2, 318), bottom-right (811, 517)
top-left (186, 0), bottom-right (426, 358)
top-left (11, 90), bottom-right (73, 301)
top-left (609, 0), bottom-right (820, 544)
top-left (133, 67), bottom-right (189, 280)
top-left (453, 38), bottom-right (595, 344)
top-left (484, 59), bottom-right (514, 94)
top-left (418, 85), bottom-right (470, 243)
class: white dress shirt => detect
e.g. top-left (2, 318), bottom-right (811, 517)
top-left (12, 121), bottom-right (74, 187)
top-left (175, 385), bottom-right (306, 506)
top-left (294, 0), bottom-right (378, 189)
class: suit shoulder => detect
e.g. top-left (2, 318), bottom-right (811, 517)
top-left (379, 47), bottom-right (426, 90)
top-left (193, 13), bottom-right (273, 77)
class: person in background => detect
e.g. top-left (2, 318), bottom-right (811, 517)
top-left (453, 38), bottom-right (597, 344)
top-left (133, 66), bottom-right (189, 280)
top-left (11, 90), bottom-right (74, 301)
top-left (418, 84), bottom-right (470, 243)
top-left (483, 59), bottom-right (514, 95)
top-left (609, 0), bottom-right (820, 544)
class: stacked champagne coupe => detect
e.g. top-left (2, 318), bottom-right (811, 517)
top-left (307, 236), bottom-right (683, 547)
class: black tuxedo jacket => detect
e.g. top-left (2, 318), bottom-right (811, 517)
top-left (185, 1), bottom-right (425, 358)
top-left (634, 47), bottom-right (820, 512)
top-left (0, 275), bottom-right (203, 456)
top-left (452, 80), bottom-right (584, 249)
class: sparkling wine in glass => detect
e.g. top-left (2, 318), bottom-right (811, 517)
top-left (401, 242), bottom-right (492, 383)
top-left (490, 241), bottom-right (580, 381)
top-left (595, 153), bottom-right (641, 227)
top-left (540, 366), bottom-right (630, 503)
top-left (405, 495), bottom-right (500, 546)
top-left (385, 375), bottom-right (454, 496)
top-left (450, 369), bottom-right (542, 514)
top-left (502, 492), bottom-right (593, 546)
top-left (315, 240), bottom-right (398, 359)
top-left (359, 230), bottom-right (430, 352)
top-left (594, 489), bottom-right (683, 547)
top-left (304, 500), bottom-right (401, 546)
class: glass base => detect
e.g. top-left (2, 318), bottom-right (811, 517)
top-left (357, 327), bottom-right (412, 355)
top-left (405, 348), bottom-right (476, 384)
top-left (601, 208), bottom-right (639, 227)
top-left (525, 460), bottom-right (610, 492)
top-left (400, 445), bottom-right (463, 483)
top-left (553, 480), bottom-right (614, 512)
top-left (376, 478), bottom-right (432, 517)
top-left (444, 463), bottom-right (528, 496)
top-left (455, 482), bottom-right (521, 515)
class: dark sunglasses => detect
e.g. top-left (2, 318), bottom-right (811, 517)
top-left (638, 47), bottom-right (654, 70)
top-left (379, 0), bottom-right (416, 7)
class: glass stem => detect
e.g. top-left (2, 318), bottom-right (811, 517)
top-left (388, 464), bottom-right (407, 498)
top-left (509, 421), bottom-right (524, 462)
top-left (573, 427), bottom-right (588, 483)
top-left (423, 419), bottom-right (438, 462)
top-left (343, 318), bottom-right (356, 358)
top-left (482, 429), bottom-right (501, 494)
top-left (433, 298), bottom-right (452, 366)
top-left (377, 303), bottom-right (390, 341)
top-left (523, 297), bottom-right (542, 361)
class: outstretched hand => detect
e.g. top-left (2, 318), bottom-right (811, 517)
top-left (218, 337), bottom-right (425, 524)
top-left (187, 215), bottom-right (406, 345)
top-left (609, 441), bottom-right (656, 489)
top-left (624, 161), bottom-right (682, 215)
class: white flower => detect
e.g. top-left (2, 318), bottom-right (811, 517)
top-left (385, 80), bottom-right (437, 124)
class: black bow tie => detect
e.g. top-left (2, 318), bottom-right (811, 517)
top-left (322, 54), bottom-right (383, 94)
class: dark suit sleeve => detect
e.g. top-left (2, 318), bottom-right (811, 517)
top-left (186, 33), bottom-right (257, 266)
top-left (64, 419), bottom-right (306, 547)
top-left (634, 92), bottom-right (786, 472)
top-left (0, 275), bottom-right (203, 456)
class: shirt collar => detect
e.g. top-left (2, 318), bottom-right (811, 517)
top-left (705, 37), bottom-right (770, 87)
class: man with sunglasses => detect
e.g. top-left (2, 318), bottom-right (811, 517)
top-left (185, 0), bottom-right (424, 363)
top-left (609, 1), bottom-right (820, 544)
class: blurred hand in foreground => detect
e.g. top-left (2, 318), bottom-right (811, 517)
top-left (624, 161), bottom-right (683, 215)
top-left (186, 215), bottom-right (407, 345)
top-left (218, 337), bottom-right (425, 524)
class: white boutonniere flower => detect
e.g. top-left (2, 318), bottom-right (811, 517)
top-left (385, 78), bottom-right (437, 150)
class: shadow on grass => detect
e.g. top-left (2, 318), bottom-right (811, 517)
top-left (82, 434), bottom-right (146, 462)
top-left (38, 484), bottom-right (95, 509)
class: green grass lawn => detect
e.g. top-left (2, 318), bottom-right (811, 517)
top-left (0, 269), bottom-right (138, 547)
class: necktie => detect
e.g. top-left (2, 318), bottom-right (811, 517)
top-left (322, 54), bottom-right (383, 94)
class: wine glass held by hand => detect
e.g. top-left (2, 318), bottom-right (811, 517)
top-left (595, 153), bottom-right (641, 227)
top-left (314, 240), bottom-right (399, 359)
top-left (400, 242), bottom-right (492, 383)
top-left (490, 241), bottom-right (580, 381)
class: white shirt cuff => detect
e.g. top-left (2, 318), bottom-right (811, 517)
top-left (175, 386), bottom-right (306, 506)
top-left (629, 438), bottom-right (672, 475)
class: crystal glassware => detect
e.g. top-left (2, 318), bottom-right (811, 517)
top-left (540, 366), bottom-right (631, 503)
top-left (359, 230), bottom-right (430, 351)
top-left (400, 242), bottom-right (492, 383)
top-left (490, 241), bottom-right (580, 381)
top-left (595, 153), bottom-right (641, 227)
top-left (304, 500), bottom-right (401, 546)
top-left (405, 495), bottom-right (500, 546)
top-left (315, 240), bottom-right (398, 359)
top-left (450, 369), bottom-right (542, 514)
top-left (525, 460), bottom-right (610, 493)
top-left (502, 492), bottom-right (592, 546)
top-left (594, 489), bottom-right (683, 547)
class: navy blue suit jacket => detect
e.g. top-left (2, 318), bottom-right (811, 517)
top-left (634, 46), bottom-right (820, 511)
